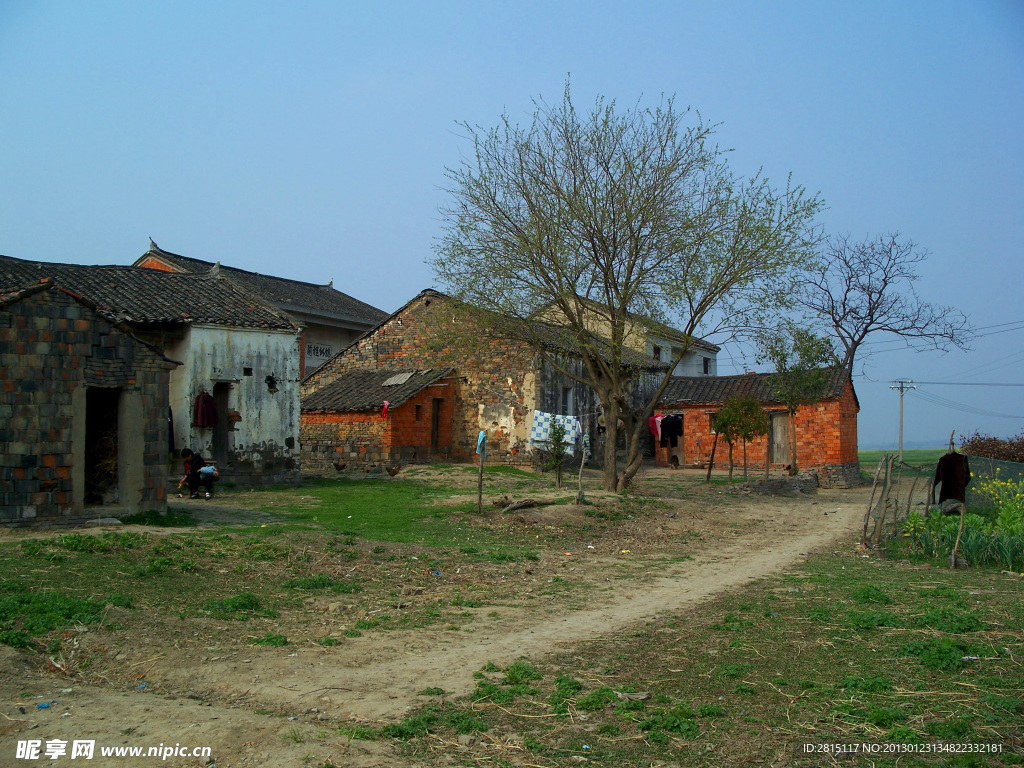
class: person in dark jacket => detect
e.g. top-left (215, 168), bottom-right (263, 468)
top-left (179, 448), bottom-right (217, 499)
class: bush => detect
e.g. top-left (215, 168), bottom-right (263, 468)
top-left (960, 432), bottom-right (1024, 463)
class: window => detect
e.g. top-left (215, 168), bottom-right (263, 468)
top-left (708, 411), bottom-right (718, 434)
top-left (561, 386), bottom-right (574, 415)
top-left (415, 404), bottom-right (423, 421)
top-left (702, 356), bottom-right (711, 375)
top-left (652, 345), bottom-right (662, 361)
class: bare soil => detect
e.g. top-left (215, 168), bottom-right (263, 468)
top-left (0, 470), bottom-right (872, 767)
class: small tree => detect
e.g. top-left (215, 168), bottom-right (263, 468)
top-left (760, 326), bottom-right (834, 475)
top-left (547, 419), bottom-right (568, 488)
top-left (710, 408), bottom-right (741, 482)
top-left (715, 395), bottom-right (769, 481)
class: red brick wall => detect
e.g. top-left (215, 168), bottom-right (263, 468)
top-left (301, 380), bottom-right (455, 473)
top-left (655, 380), bottom-right (858, 472)
top-left (302, 293), bottom-right (534, 461)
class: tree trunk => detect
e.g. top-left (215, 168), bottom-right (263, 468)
top-left (742, 439), bottom-right (748, 481)
top-left (728, 441), bottom-right (734, 482)
top-left (788, 410), bottom-right (798, 475)
top-left (601, 402), bottom-right (619, 492)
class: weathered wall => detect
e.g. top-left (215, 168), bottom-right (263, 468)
top-left (301, 380), bottom-right (455, 473)
top-left (163, 325), bottom-right (302, 486)
top-left (301, 324), bottom-right (364, 377)
top-left (303, 294), bottom-right (537, 461)
top-left (654, 380), bottom-right (860, 487)
top-left (0, 288), bottom-right (173, 527)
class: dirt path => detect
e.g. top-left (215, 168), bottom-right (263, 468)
top-left (0, 485), bottom-right (871, 767)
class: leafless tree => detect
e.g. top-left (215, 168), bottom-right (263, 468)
top-left (798, 233), bottom-right (971, 372)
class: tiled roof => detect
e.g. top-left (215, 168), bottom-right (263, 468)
top-left (138, 244), bottom-right (389, 326)
top-left (527, 318), bottom-right (671, 372)
top-left (320, 289), bottom-right (669, 377)
top-left (302, 367), bottom-right (454, 412)
top-left (659, 369), bottom-right (853, 406)
top-left (0, 255), bottom-right (297, 330)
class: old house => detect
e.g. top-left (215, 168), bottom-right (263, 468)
top-left (0, 255), bottom-right (304, 488)
top-left (134, 240), bottom-right (389, 375)
top-left (302, 368), bottom-right (457, 472)
top-left (1, 281), bottom-right (177, 527)
top-left (537, 298), bottom-right (720, 377)
top-left (653, 370), bottom-right (860, 487)
top-left (301, 289), bottom-right (669, 471)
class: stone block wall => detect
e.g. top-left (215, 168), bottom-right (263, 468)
top-left (302, 292), bottom-right (536, 461)
top-left (0, 287), bottom-right (173, 527)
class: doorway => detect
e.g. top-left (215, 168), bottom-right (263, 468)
top-left (85, 387), bottom-right (120, 505)
top-left (430, 398), bottom-right (441, 454)
top-left (212, 382), bottom-right (231, 463)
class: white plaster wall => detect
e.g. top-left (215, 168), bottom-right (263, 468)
top-left (645, 337), bottom-right (717, 377)
top-left (164, 325), bottom-right (302, 467)
top-left (302, 324), bottom-right (363, 376)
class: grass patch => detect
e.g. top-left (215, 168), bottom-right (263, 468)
top-left (119, 509), bottom-right (197, 527)
top-left (377, 549), bottom-right (1023, 765)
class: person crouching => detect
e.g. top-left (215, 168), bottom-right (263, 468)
top-left (179, 448), bottom-right (218, 499)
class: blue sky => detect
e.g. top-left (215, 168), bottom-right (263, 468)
top-left (2, 1), bottom-right (1022, 449)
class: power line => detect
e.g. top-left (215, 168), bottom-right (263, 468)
top-left (908, 389), bottom-right (1024, 420)
top-left (909, 381), bottom-right (1024, 387)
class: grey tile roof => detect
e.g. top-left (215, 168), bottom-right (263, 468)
top-left (659, 369), bottom-right (854, 407)
top-left (138, 244), bottom-right (389, 326)
top-left (0, 255), bottom-right (297, 330)
top-left (336, 289), bottom-right (670, 374)
top-left (302, 367), bottom-right (455, 412)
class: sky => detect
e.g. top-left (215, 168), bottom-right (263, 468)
top-left (2, 1), bottom-right (1023, 450)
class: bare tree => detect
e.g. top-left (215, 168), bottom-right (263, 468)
top-left (432, 82), bottom-right (822, 492)
top-left (797, 233), bottom-right (971, 372)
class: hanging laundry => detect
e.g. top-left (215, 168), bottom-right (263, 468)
top-left (660, 414), bottom-right (683, 448)
top-left (932, 452), bottom-right (971, 504)
top-left (382, 400), bottom-right (390, 419)
top-left (648, 415), bottom-right (659, 438)
top-left (529, 410), bottom-right (582, 455)
top-left (192, 392), bottom-right (218, 428)
top-left (476, 430), bottom-right (487, 459)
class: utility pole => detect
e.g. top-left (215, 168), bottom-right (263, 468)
top-left (890, 380), bottom-right (916, 464)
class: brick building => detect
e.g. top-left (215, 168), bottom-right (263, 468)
top-left (301, 368), bottom-right (456, 472)
top-left (653, 370), bottom-right (860, 487)
top-left (1, 282), bottom-right (177, 527)
top-left (301, 290), bottom-right (668, 470)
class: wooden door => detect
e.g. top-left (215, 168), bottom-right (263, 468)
top-left (769, 412), bottom-right (790, 465)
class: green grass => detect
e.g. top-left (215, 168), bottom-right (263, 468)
top-left (0, 581), bottom-right (111, 646)
top-left (384, 551), bottom-right (1024, 767)
top-left (859, 448), bottom-right (947, 468)
top-left (261, 477), bottom-right (539, 556)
